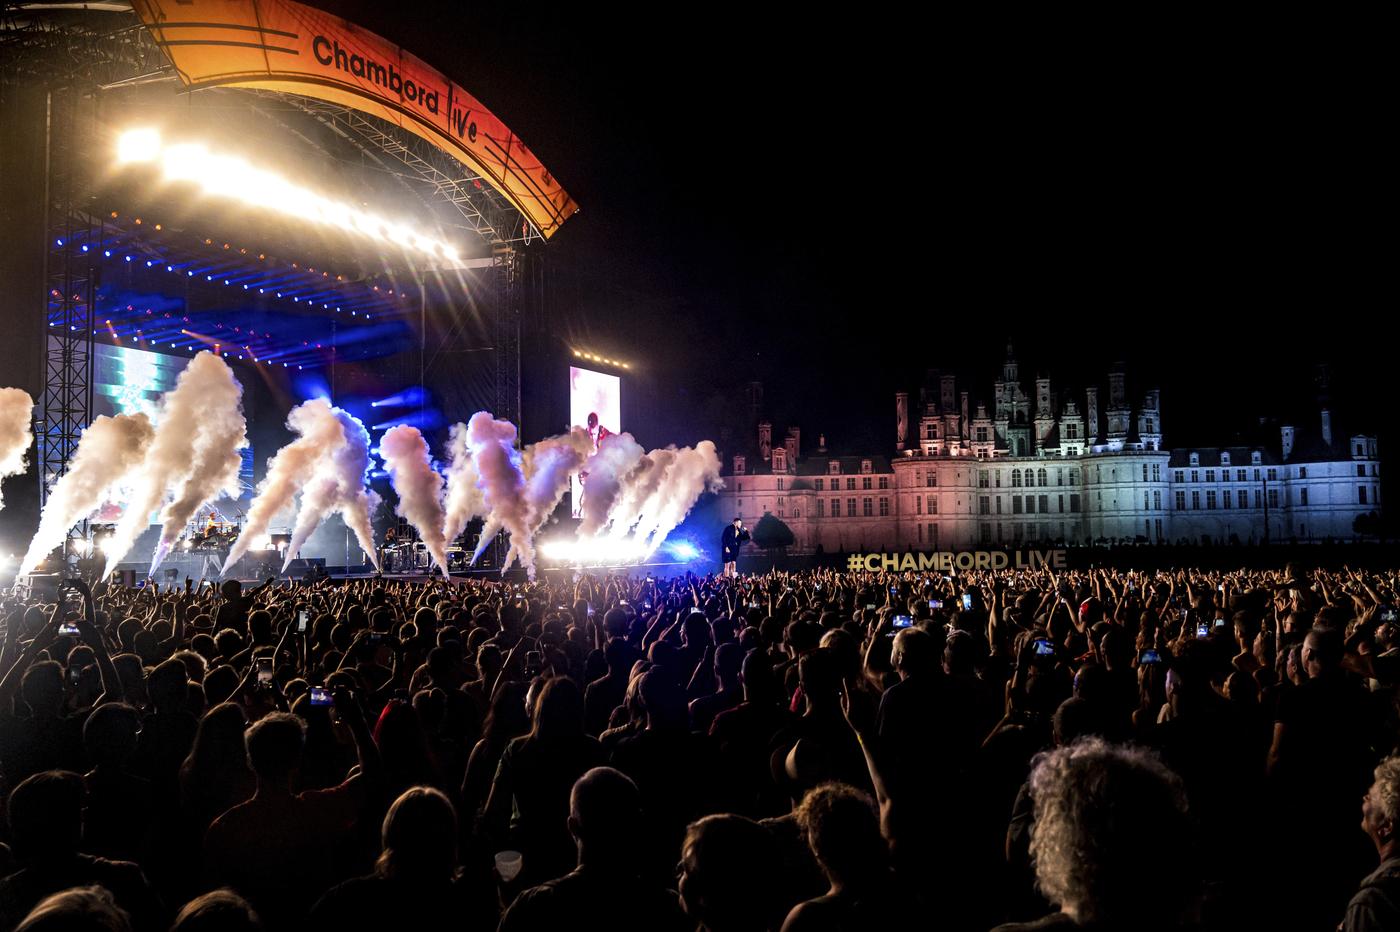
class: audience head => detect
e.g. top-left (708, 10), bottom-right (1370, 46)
top-left (1027, 737), bottom-right (1193, 926)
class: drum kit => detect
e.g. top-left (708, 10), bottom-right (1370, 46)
top-left (379, 521), bottom-right (475, 574)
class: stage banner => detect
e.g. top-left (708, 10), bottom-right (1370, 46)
top-left (129, 0), bottom-right (578, 239)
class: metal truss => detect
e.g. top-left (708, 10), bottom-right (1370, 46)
top-left (270, 95), bottom-right (533, 248)
top-left (38, 93), bottom-right (98, 511)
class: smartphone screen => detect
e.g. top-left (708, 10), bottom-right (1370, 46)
top-left (58, 621), bottom-right (81, 637)
top-left (929, 599), bottom-right (942, 610)
top-left (1034, 638), bottom-right (1055, 656)
top-left (257, 657), bottom-right (273, 685)
top-left (308, 686), bottom-right (332, 707)
top-left (1140, 649), bottom-right (1162, 664)
top-left (1195, 622), bottom-right (1210, 638)
top-left (892, 614), bottom-right (913, 628)
top-left (297, 610), bottom-right (309, 633)
top-left (961, 593), bottom-right (973, 611)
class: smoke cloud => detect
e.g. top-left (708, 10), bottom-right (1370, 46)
top-left (504, 427), bottom-right (593, 576)
top-left (603, 447), bottom-right (677, 539)
top-left (224, 398), bottom-right (345, 571)
top-left (284, 408), bottom-right (379, 571)
top-left (633, 440), bottom-right (722, 554)
top-left (149, 355), bottom-right (247, 575)
top-left (463, 412), bottom-right (528, 571)
top-left (379, 424), bottom-right (449, 575)
top-left (103, 352), bottom-right (246, 577)
top-left (18, 413), bottom-right (153, 578)
top-left (577, 432), bottom-right (644, 539)
top-left (0, 387), bottom-right (34, 513)
top-left (441, 422), bottom-right (484, 547)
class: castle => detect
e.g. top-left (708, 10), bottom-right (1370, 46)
top-left (718, 347), bottom-right (1380, 551)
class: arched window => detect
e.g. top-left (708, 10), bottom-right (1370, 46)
top-left (1037, 468), bottom-right (1048, 487)
top-left (1012, 469), bottom-right (1022, 487)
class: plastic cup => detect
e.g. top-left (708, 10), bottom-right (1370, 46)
top-left (495, 850), bottom-right (523, 883)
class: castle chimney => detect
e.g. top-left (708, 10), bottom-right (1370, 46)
top-left (1086, 387), bottom-right (1100, 445)
top-left (1321, 409), bottom-right (1333, 448)
top-left (895, 392), bottom-right (908, 450)
top-left (1281, 425), bottom-right (1295, 461)
top-left (758, 421), bottom-right (772, 462)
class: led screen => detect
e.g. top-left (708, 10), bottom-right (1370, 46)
top-left (569, 365), bottom-right (620, 517)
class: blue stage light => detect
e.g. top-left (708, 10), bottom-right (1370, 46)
top-left (104, 250), bottom-right (111, 257)
top-left (81, 245), bottom-right (89, 252)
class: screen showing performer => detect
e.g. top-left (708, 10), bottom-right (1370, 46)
top-left (569, 365), bottom-right (620, 517)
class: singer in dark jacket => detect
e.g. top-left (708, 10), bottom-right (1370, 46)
top-left (721, 519), bottom-right (749, 578)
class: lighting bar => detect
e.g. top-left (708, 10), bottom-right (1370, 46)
top-left (116, 128), bottom-right (461, 263)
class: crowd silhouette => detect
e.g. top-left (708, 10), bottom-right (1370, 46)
top-left (0, 562), bottom-right (1398, 931)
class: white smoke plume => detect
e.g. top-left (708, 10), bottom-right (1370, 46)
top-left (379, 424), bottom-right (449, 575)
top-left (576, 432), bottom-right (644, 538)
top-left (284, 408), bottom-right (379, 571)
top-left (224, 398), bottom-right (346, 571)
top-left (103, 352), bottom-right (246, 577)
top-left (0, 387), bottom-right (34, 513)
top-left (149, 356), bottom-right (247, 575)
top-left (463, 412), bottom-right (528, 570)
top-left (635, 440), bottom-right (723, 554)
top-left (18, 413), bottom-right (153, 578)
top-left (441, 422), bottom-right (484, 547)
top-left (603, 447), bottom-right (677, 539)
top-left (504, 427), bottom-right (594, 577)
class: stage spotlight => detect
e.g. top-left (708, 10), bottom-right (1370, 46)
top-left (114, 129), bottom-right (461, 261)
top-left (668, 541), bottom-right (699, 561)
top-left (116, 128), bottom-right (161, 163)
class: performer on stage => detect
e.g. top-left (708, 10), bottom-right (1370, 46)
top-left (379, 526), bottom-right (397, 573)
top-left (721, 518), bottom-right (749, 578)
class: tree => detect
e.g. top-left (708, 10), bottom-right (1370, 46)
top-left (751, 513), bottom-right (795, 556)
top-left (1354, 511), bottom-right (1382, 539)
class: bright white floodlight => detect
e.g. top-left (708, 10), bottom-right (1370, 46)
top-left (114, 128), bottom-right (461, 260)
top-left (116, 128), bottom-right (162, 164)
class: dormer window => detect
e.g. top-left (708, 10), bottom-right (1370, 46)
top-left (1251, 451), bottom-right (1262, 465)
top-left (733, 456), bottom-right (746, 475)
top-left (1189, 452), bottom-right (1200, 466)
top-left (860, 460), bottom-right (872, 474)
top-left (828, 461), bottom-right (840, 475)
top-left (772, 447), bottom-right (787, 472)
top-left (1220, 452), bottom-right (1230, 466)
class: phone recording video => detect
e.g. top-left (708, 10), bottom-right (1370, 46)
top-left (1139, 648), bottom-right (1163, 664)
top-left (297, 610), bottom-right (310, 633)
top-left (928, 599), bottom-right (943, 610)
top-left (308, 686), bottom-right (333, 707)
top-left (961, 593), bottom-right (973, 611)
top-left (1195, 621), bottom-right (1210, 638)
top-left (257, 657), bottom-right (274, 685)
top-left (1034, 638), bottom-right (1055, 657)
top-left (892, 614), bottom-right (914, 629)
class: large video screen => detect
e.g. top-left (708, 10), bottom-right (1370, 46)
top-left (569, 365), bottom-right (621, 517)
top-left (87, 343), bottom-right (254, 521)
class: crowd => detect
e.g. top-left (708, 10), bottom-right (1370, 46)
top-left (0, 561), bottom-right (1399, 930)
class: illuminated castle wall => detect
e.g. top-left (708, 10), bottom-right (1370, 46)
top-left (718, 348), bottom-right (1380, 551)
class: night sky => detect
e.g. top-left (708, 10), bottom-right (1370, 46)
top-left (322, 6), bottom-right (1389, 457)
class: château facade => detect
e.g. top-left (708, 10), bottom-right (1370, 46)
top-left (718, 349), bottom-right (1380, 552)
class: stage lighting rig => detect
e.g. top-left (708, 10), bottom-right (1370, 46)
top-left (114, 128), bottom-right (461, 263)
